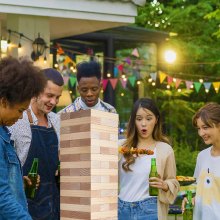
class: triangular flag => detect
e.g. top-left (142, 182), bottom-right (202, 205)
top-left (194, 82), bottom-right (202, 93)
top-left (114, 67), bottom-right (119, 77)
top-left (63, 76), bottom-right (69, 85)
top-left (159, 71), bottom-right (167, 84)
top-left (185, 81), bottom-right (193, 90)
top-left (133, 69), bottom-right (141, 79)
top-left (203, 82), bottom-right (211, 91)
top-left (118, 64), bottom-right (123, 72)
top-left (69, 76), bottom-right (76, 87)
top-left (125, 57), bottom-right (131, 65)
top-left (102, 79), bottom-right (108, 91)
top-left (64, 56), bottom-right (73, 65)
top-left (56, 44), bottom-right (65, 55)
top-left (213, 82), bottom-right (220, 93)
top-left (120, 78), bottom-right (127, 89)
top-left (167, 76), bottom-right (173, 85)
top-left (175, 79), bottom-right (182, 89)
top-left (150, 72), bottom-right (157, 81)
top-left (109, 78), bottom-right (118, 90)
top-left (128, 76), bottom-right (136, 87)
top-left (131, 48), bottom-right (139, 57)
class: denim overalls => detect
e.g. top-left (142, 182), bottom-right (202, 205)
top-left (22, 112), bottom-right (59, 220)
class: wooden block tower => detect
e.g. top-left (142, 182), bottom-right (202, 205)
top-left (60, 109), bottom-right (119, 220)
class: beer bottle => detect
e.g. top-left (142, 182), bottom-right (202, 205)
top-left (25, 158), bottom-right (38, 199)
top-left (149, 158), bottom-right (158, 196)
top-left (183, 190), bottom-right (193, 220)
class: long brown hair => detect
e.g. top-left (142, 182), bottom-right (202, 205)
top-left (192, 102), bottom-right (220, 128)
top-left (122, 98), bottom-right (170, 172)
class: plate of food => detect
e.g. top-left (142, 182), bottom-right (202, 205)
top-left (176, 176), bottom-right (196, 186)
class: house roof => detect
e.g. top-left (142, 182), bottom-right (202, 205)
top-left (53, 25), bottom-right (169, 53)
top-left (99, 0), bottom-right (146, 6)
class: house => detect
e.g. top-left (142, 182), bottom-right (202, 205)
top-left (0, 0), bottom-right (145, 66)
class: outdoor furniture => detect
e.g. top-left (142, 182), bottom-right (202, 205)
top-left (168, 204), bottom-right (182, 220)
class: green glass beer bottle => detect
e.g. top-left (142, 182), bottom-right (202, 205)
top-left (183, 190), bottom-right (193, 220)
top-left (25, 158), bottom-right (38, 199)
top-left (149, 158), bottom-right (158, 196)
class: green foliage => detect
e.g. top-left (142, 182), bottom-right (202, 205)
top-left (136, 0), bottom-right (220, 75)
top-left (173, 138), bottom-right (199, 176)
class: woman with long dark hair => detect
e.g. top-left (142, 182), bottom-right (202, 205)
top-left (118, 98), bottom-right (179, 220)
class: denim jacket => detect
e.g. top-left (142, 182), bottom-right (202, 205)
top-left (0, 126), bottom-right (32, 220)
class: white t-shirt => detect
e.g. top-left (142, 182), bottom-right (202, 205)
top-left (193, 147), bottom-right (220, 220)
top-left (119, 148), bottom-right (157, 202)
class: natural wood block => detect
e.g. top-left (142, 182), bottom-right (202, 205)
top-left (60, 109), bottom-right (118, 220)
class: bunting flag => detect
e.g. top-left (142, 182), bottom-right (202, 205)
top-left (167, 76), bottom-right (173, 85)
top-left (57, 44), bottom-right (65, 55)
top-left (118, 64), bottom-right (124, 72)
top-left (131, 48), bottom-right (139, 57)
top-left (114, 67), bottom-right (119, 77)
top-left (175, 79), bottom-right (182, 89)
top-left (109, 78), bottom-right (118, 90)
top-left (185, 81), bottom-right (193, 90)
top-left (102, 79), bottom-right (109, 91)
top-left (128, 76), bottom-right (136, 87)
top-left (63, 76), bottom-right (69, 85)
top-left (69, 76), bottom-right (76, 87)
top-left (120, 78), bottom-right (127, 89)
top-left (64, 56), bottom-right (74, 65)
top-left (194, 82), bottom-right (202, 93)
top-left (203, 82), bottom-right (211, 91)
top-left (125, 57), bottom-right (131, 65)
top-left (150, 72), bottom-right (157, 81)
top-left (159, 71), bottom-right (167, 84)
top-left (213, 82), bottom-right (220, 93)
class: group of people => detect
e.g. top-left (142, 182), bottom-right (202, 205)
top-left (0, 56), bottom-right (219, 220)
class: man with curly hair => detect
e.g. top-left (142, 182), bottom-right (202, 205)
top-left (0, 56), bottom-right (46, 219)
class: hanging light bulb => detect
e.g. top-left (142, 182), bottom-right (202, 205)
top-left (199, 79), bottom-right (204, 83)
top-left (107, 73), bottom-right (111, 78)
top-left (7, 29), bottom-right (11, 44)
top-left (18, 33), bottom-right (23, 48)
top-left (44, 55), bottom-right (47, 64)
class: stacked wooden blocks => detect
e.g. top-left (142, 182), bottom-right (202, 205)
top-left (60, 109), bottom-right (119, 220)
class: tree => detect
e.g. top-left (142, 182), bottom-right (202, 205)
top-left (136, 0), bottom-right (220, 77)
top-left (135, 0), bottom-right (220, 175)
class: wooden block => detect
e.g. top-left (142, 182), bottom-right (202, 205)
top-left (60, 109), bottom-right (118, 220)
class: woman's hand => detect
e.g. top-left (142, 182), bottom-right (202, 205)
top-left (181, 196), bottom-right (195, 213)
top-left (149, 174), bottom-right (169, 192)
top-left (23, 175), bottom-right (40, 189)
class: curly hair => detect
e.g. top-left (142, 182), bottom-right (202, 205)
top-left (76, 61), bottom-right (101, 82)
top-left (0, 57), bottom-right (46, 105)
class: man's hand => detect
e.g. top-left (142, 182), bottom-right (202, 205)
top-left (23, 175), bottom-right (40, 189)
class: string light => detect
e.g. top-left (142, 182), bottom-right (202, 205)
top-left (199, 79), bottom-right (204, 83)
